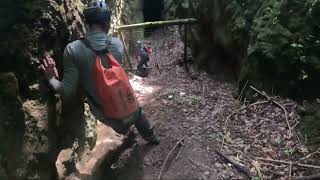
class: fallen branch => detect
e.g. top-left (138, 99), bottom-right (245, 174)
top-left (297, 147), bottom-right (320, 163)
top-left (238, 80), bottom-right (249, 101)
top-left (257, 157), bottom-right (320, 169)
top-left (293, 173), bottom-right (320, 180)
top-left (252, 161), bottom-right (263, 180)
top-left (158, 136), bottom-right (185, 180)
top-left (249, 86), bottom-right (292, 138)
top-left (289, 162), bottom-right (292, 180)
top-left (214, 148), bottom-right (253, 178)
top-left (216, 139), bottom-right (255, 163)
top-left (175, 145), bottom-right (183, 160)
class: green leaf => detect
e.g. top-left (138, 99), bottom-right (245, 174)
top-left (302, 74), bottom-right (308, 80)
top-left (290, 43), bottom-right (304, 48)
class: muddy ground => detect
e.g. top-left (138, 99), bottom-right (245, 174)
top-left (98, 29), bottom-right (320, 180)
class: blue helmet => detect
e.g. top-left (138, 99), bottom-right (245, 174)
top-left (84, 0), bottom-right (112, 24)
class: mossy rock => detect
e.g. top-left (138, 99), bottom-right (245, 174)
top-left (239, 0), bottom-right (320, 100)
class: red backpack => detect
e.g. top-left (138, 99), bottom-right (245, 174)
top-left (144, 47), bottom-right (152, 55)
top-left (82, 39), bottom-right (140, 119)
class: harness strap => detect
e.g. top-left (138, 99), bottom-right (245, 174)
top-left (80, 38), bottom-right (108, 113)
top-left (81, 38), bottom-right (111, 68)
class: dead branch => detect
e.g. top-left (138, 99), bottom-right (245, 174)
top-left (249, 86), bottom-right (292, 138)
top-left (238, 80), bottom-right (249, 101)
top-left (214, 148), bottom-right (253, 178)
top-left (293, 173), bottom-right (320, 180)
top-left (297, 147), bottom-right (320, 163)
top-left (252, 161), bottom-right (263, 180)
top-left (175, 145), bottom-right (183, 160)
top-left (289, 162), bottom-right (292, 180)
top-left (216, 138), bottom-right (255, 162)
top-left (257, 157), bottom-right (320, 169)
top-left (158, 136), bottom-right (185, 180)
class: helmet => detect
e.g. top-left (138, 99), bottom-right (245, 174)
top-left (137, 41), bottom-right (143, 47)
top-left (84, 0), bottom-right (112, 24)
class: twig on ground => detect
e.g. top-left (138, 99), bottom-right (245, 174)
top-left (238, 80), bottom-right (249, 102)
top-left (289, 162), bottom-right (292, 180)
top-left (158, 136), bottom-right (185, 180)
top-left (214, 148), bottom-right (253, 178)
top-left (297, 147), bottom-right (320, 163)
top-left (252, 161), bottom-right (263, 180)
top-left (188, 158), bottom-right (211, 171)
top-left (292, 121), bottom-right (299, 129)
top-left (260, 162), bottom-right (286, 168)
top-left (249, 86), bottom-right (292, 138)
top-left (292, 173), bottom-right (320, 180)
top-left (257, 157), bottom-right (320, 169)
top-left (175, 145), bottom-right (183, 160)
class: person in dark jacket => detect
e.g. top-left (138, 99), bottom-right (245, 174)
top-left (136, 41), bottom-right (152, 72)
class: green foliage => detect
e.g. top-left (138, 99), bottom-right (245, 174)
top-left (239, 0), bottom-right (320, 100)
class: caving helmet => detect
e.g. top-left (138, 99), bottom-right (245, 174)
top-left (84, 0), bottom-right (112, 24)
top-left (137, 41), bottom-right (143, 48)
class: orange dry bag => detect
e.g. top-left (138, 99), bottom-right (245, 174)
top-left (82, 39), bottom-right (139, 119)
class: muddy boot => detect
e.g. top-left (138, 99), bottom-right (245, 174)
top-left (147, 133), bottom-right (160, 145)
top-left (126, 127), bottom-right (137, 144)
top-left (135, 111), bottom-right (160, 145)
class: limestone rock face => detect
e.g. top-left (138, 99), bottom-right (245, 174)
top-left (0, 0), bottom-right (87, 179)
top-left (0, 0), bottom-right (143, 179)
top-left (0, 73), bottom-right (25, 179)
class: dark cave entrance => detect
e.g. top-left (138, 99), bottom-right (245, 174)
top-left (142, 0), bottom-right (164, 34)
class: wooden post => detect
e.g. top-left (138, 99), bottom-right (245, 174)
top-left (184, 24), bottom-right (189, 72)
top-left (119, 31), bottom-right (133, 70)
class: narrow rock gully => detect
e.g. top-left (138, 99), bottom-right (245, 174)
top-left (71, 28), bottom-right (320, 180)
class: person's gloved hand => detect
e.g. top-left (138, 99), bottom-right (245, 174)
top-left (39, 56), bottom-right (59, 80)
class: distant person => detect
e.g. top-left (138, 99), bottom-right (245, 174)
top-left (40, 0), bottom-right (160, 145)
top-left (136, 41), bottom-right (152, 72)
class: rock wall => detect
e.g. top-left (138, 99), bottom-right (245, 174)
top-left (0, 0), bottom-right (86, 179)
top-left (0, 0), bottom-right (144, 179)
top-left (0, 73), bottom-right (25, 180)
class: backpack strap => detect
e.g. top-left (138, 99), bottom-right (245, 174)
top-left (81, 38), bottom-right (111, 68)
top-left (79, 38), bottom-right (105, 112)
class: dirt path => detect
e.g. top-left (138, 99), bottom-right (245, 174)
top-left (104, 29), bottom-right (320, 180)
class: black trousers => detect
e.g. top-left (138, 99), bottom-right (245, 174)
top-left (100, 108), bottom-right (156, 142)
top-left (137, 57), bottom-right (150, 71)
